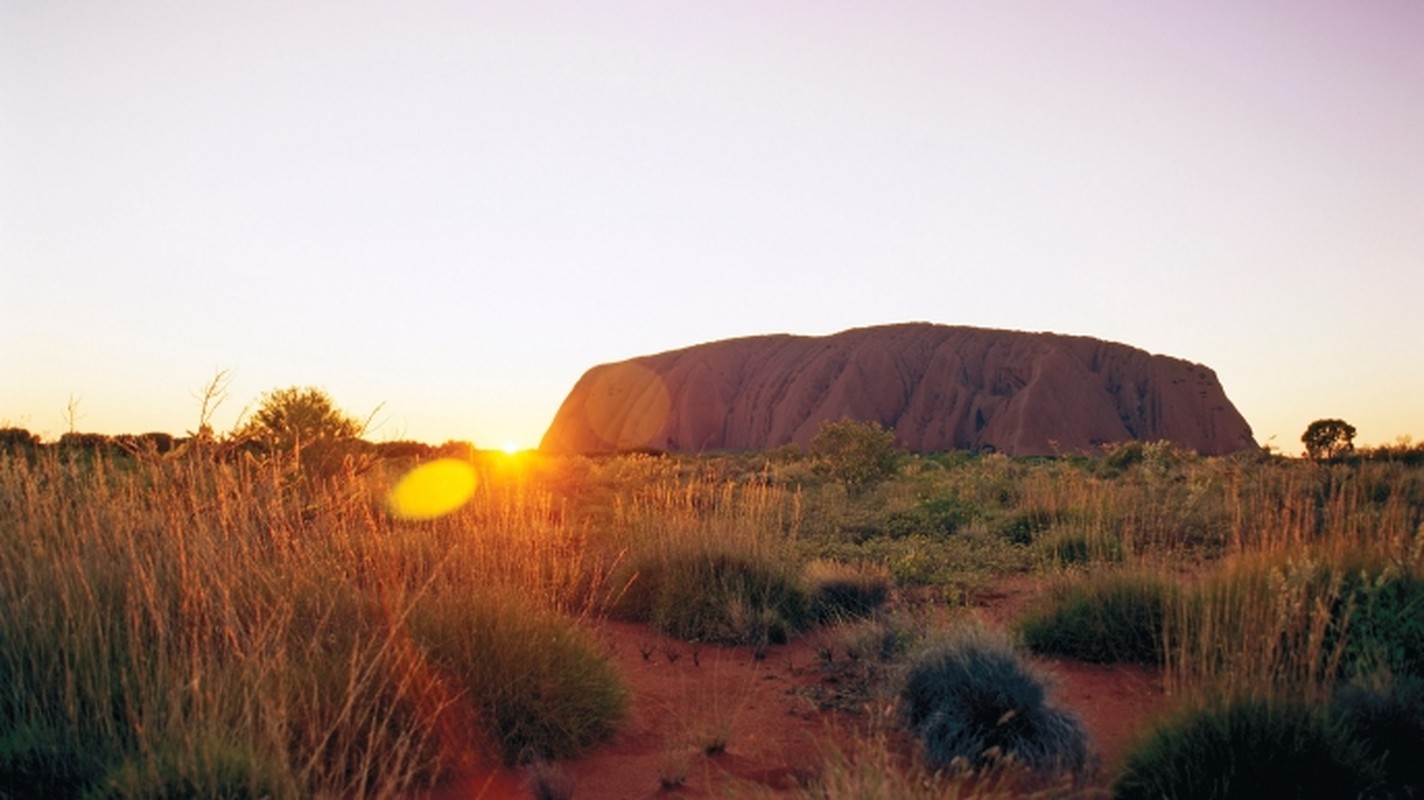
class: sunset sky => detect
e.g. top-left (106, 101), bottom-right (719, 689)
top-left (4, 2), bottom-right (1421, 452)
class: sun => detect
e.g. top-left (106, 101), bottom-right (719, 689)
top-left (501, 441), bottom-right (520, 455)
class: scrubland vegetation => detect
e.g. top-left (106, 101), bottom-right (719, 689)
top-left (1, 417), bottom-right (1422, 798)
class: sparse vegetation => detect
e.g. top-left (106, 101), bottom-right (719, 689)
top-left (3, 407), bottom-right (1423, 796)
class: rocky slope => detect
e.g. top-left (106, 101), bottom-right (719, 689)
top-left (540, 323), bottom-right (1256, 456)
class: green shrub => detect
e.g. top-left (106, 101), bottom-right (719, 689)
top-left (614, 551), bottom-right (809, 645)
top-left (1114, 696), bottom-right (1382, 800)
top-left (900, 627), bottom-right (1089, 774)
top-left (1103, 441), bottom-right (1146, 473)
top-left (916, 493), bottom-right (977, 536)
top-left (810, 418), bottom-right (901, 497)
top-left (1338, 569), bottom-right (1424, 681)
top-left (409, 593), bottom-right (627, 764)
top-left (1018, 572), bottom-right (1174, 665)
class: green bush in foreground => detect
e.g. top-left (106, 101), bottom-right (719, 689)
top-left (1114, 696), bottom-right (1382, 800)
top-left (900, 627), bottom-right (1090, 774)
top-left (409, 593), bottom-right (627, 764)
top-left (1017, 571), bottom-right (1174, 665)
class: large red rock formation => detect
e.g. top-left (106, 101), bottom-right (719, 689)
top-left (539, 323), bottom-right (1256, 456)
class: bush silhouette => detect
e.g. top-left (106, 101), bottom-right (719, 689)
top-left (240, 386), bottom-right (362, 453)
top-left (1302, 418), bottom-right (1356, 461)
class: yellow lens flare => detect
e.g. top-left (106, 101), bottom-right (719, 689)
top-left (386, 458), bottom-right (477, 520)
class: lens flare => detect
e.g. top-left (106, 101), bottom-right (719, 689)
top-left (387, 458), bottom-right (477, 520)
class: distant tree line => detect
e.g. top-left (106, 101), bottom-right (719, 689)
top-left (0, 386), bottom-right (479, 469)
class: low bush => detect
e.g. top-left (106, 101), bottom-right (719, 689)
top-left (1018, 571), bottom-right (1175, 665)
top-left (838, 616), bottom-right (917, 664)
top-left (614, 550), bottom-right (809, 645)
top-left (1114, 695), bottom-right (1382, 800)
top-left (408, 593), bottom-right (627, 765)
top-left (803, 559), bottom-right (891, 623)
top-left (900, 627), bottom-right (1090, 774)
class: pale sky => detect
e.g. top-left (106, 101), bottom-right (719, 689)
top-left (3, 1), bottom-right (1422, 452)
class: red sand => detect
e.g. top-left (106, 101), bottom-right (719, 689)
top-left (422, 579), bottom-right (1172, 799)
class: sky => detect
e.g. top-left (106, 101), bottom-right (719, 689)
top-left (3, 1), bottom-right (1422, 453)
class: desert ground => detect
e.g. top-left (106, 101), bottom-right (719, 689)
top-left (2, 430), bottom-right (1420, 799)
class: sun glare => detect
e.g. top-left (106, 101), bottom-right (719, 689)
top-left (386, 458), bottom-right (477, 520)
top-left (501, 441), bottom-right (520, 455)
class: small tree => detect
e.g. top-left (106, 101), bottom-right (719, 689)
top-left (1302, 418), bottom-right (1356, 461)
top-left (241, 386), bottom-right (362, 453)
top-left (809, 418), bottom-right (901, 496)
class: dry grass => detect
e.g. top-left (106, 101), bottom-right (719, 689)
top-left (0, 450), bottom-right (627, 796)
top-left (4, 440), bottom-right (1420, 795)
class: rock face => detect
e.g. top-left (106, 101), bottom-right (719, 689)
top-left (540, 323), bottom-right (1256, 456)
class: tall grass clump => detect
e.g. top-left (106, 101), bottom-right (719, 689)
top-left (1163, 551), bottom-right (1424, 702)
top-left (1113, 695), bottom-right (1382, 800)
top-left (1017, 570), bottom-right (1175, 665)
top-left (608, 476), bottom-right (810, 644)
top-left (0, 451), bottom-right (447, 797)
top-left (408, 591), bottom-right (627, 764)
top-left (899, 626), bottom-right (1090, 775)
